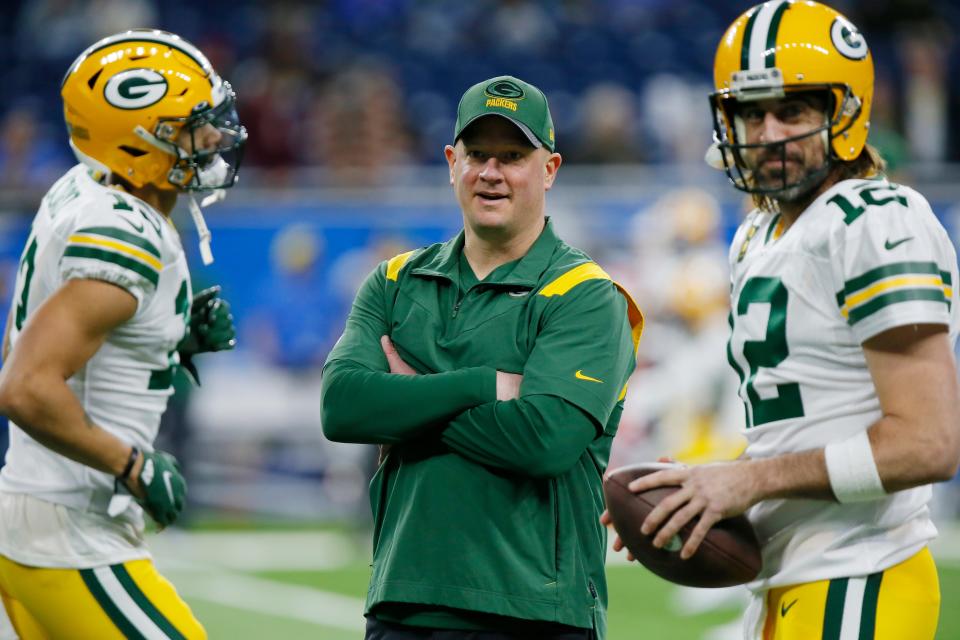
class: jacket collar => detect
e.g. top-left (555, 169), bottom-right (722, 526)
top-left (412, 217), bottom-right (560, 288)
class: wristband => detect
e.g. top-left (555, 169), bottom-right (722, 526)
top-left (824, 431), bottom-right (886, 503)
top-left (118, 446), bottom-right (140, 483)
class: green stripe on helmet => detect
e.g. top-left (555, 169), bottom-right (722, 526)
top-left (740, 6), bottom-right (761, 70)
top-left (764, 1), bottom-right (792, 68)
top-left (62, 31), bottom-right (214, 88)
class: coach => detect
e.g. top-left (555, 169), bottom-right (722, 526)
top-left (321, 75), bottom-right (641, 639)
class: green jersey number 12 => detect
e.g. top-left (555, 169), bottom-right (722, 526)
top-left (729, 276), bottom-right (805, 427)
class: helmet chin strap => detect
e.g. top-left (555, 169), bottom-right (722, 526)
top-left (187, 196), bottom-right (215, 265)
top-left (187, 157), bottom-right (231, 265)
top-left (135, 125), bottom-right (232, 265)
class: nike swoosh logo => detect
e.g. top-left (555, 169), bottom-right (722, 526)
top-left (575, 370), bottom-right (603, 383)
top-left (884, 236), bottom-right (913, 250)
top-left (162, 470), bottom-right (175, 502)
top-left (781, 598), bottom-right (798, 617)
top-left (120, 216), bottom-right (145, 233)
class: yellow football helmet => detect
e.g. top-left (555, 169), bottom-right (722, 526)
top-left (61, 29), bottom-right (246, 192)
top-left (709, 0), bottom-right (873, 196)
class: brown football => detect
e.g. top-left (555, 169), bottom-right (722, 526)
top-left (603, 462), bottom-right (762, 588)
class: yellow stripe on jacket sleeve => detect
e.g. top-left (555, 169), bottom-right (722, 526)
top-left (67, 235), bottom-right (163, 271)
top-left (538, 262), bottom-right (610, 297)
top-left (385, 250), bottom-right (417, 281)
top-left (538, 262), bottom-right (645, 356)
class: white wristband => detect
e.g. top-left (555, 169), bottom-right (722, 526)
top-left (824, 430), bottom-right (886, 503)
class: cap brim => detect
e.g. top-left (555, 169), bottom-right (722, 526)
top-left (456, 113), bottom-right (543, 149)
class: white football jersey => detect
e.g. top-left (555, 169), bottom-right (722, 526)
top-left (0, 165), bottom-right (191, 527)
top-left (726, 177), bottom-right (959, 591)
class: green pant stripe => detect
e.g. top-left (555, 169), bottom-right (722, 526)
top-left (848, 288), bottom-right (948, 324)
top-left (839, 261), bottom-right (942, 303)
top-left (764, 1), bottom-right (791, 68)
top-left (80, 568), bottom-right (147, 640)
top-left (740, 6), bottom-right (760, 70)
top-left (63, 245), bottom-right (160, 286)
top-left (112, 564), bottom-right (187, 640)
top-left (858, 571), bottom-right (884, 639)
top-left (822, 577), bottom-right (848, 640)
top-left (76, 226), bottom-right (161, 258)
top-left (859, 571), bottom-right (883, 640)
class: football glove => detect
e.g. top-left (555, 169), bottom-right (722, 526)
top-left (178, 285), bottom-right (237, 384)
top-left (136, 450), bottom-right (186, 528)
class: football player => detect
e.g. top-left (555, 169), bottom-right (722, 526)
top-left (604, 2), bottom-right (960, 638)
top-left (0, 30), bottom-right (242, 639)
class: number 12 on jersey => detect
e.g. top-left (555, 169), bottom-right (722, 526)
top-left (728, 276), bottom-right (805, 428)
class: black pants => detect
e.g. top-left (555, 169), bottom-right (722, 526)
top-left (365, 616), bottom-right (595, 640)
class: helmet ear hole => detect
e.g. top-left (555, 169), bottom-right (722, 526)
top-left (86, 69), bottom-right (103, 90)
top-left (118, 145), bottom-right (148, 157)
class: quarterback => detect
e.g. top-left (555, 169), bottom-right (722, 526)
top-left (0, 30), bottom-right (242, 639)
top-left (606, 2), bottom-right (960, 639)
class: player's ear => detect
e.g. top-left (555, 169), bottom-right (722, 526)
top-left (543, 151), bottom-right (562, 191)
top-left (444, 144), bottom-right (457, 185)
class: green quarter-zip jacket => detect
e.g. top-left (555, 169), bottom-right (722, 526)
top-left (321, 219), bottom-right (642, 636)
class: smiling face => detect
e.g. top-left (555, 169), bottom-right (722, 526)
top-left (736, 93), bottom-right (830, 201)
top-left (445, 115), bottom-right (561, 242)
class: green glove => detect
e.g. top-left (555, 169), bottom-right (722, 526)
top-left (136, 450), bottom-right (186, 527)
top-left (178, 286), bottom-right (237, 384)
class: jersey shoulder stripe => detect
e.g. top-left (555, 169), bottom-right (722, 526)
top-left (62, 245), bottom-right (160, 286)
top-left (75, 226), bottom-right (161, 259)
top-left (847, 288), bottom-right (950, 324)
top-left (836, 261), bottom-right (951, 323)
top-left (68, 230), bottom-right (162, 271)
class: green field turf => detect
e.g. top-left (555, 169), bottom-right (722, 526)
top-left (153, 528), bottom-right (960, 639)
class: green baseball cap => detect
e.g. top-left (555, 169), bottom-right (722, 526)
top-left (454, 75), bottom-right (555, 151)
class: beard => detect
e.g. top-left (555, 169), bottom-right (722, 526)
top-left (749, 151), bottom-right (827, 203)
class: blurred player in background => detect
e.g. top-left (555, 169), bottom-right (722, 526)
top-left (606, 2), bottom-right (960, 638)
top-left (0, 30), bottom-right (242, 639)
top-left (322, 75), bottom-right (642, 639)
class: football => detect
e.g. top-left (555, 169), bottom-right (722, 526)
top-left (603, 462), bottom-right (762, 588)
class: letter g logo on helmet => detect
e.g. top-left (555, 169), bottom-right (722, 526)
top-left (831, 17), bottom-right (868, 61)
top-left (104, 69), bottom-right (169, 110)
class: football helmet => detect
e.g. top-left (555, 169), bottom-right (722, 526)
top-left (61, 29), bottom-right (246, 192)
top-left (709, 1), bottom-right (874, 197)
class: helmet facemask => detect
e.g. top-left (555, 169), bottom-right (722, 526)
top-left (710, 84), bottom-right (861, 202)
top-left (152, 82), bottom-right (247, 192)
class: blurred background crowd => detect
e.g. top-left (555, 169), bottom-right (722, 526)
top-left (0, 0), bottom-right (959, 525)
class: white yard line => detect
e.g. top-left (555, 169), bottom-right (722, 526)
top-left (163, 565), bottom-right (365, 631)
top-left (150, 529), bottom-right (367, 631)
top-left (148, 529), bottom-right (364, 571)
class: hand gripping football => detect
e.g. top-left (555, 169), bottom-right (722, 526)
top-left (603, 463), bottom-right (762, 588)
